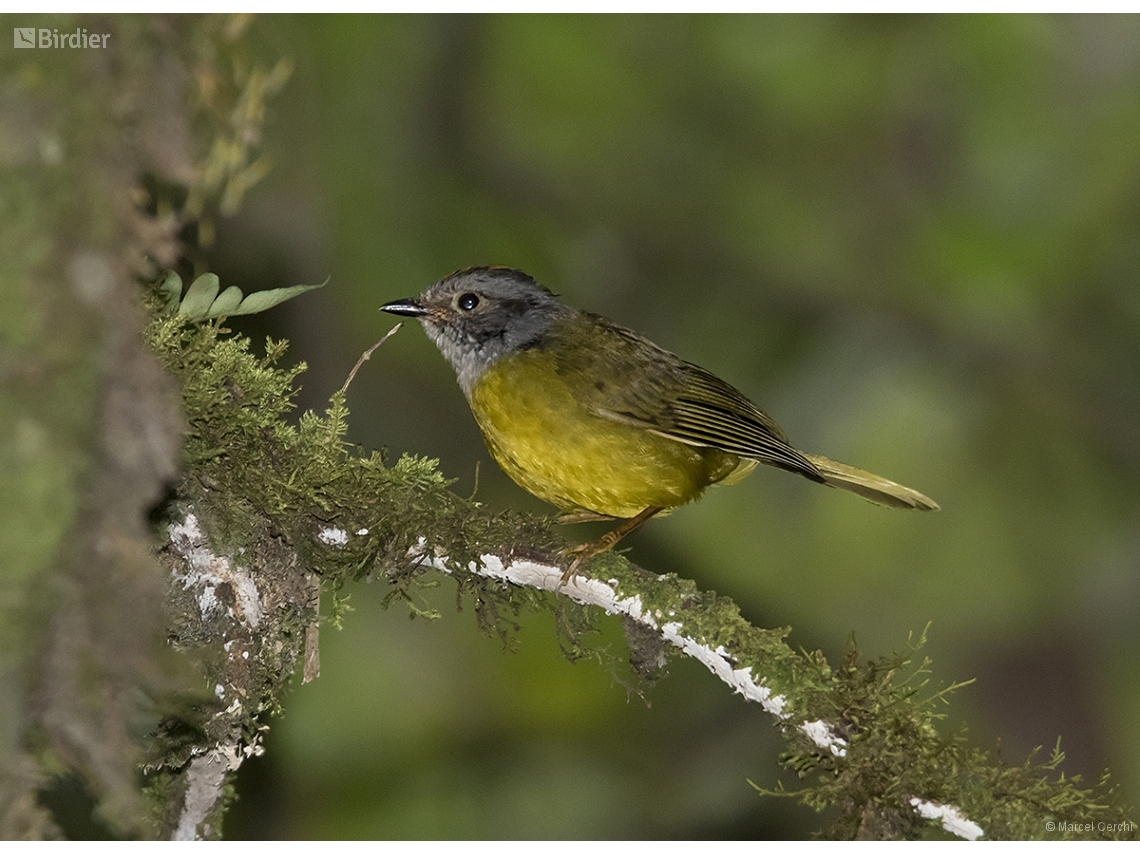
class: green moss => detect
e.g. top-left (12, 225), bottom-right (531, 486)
top-left (143, 284), bottom-right (1136, 841)
top-left (754, 631), bottom-right (1137, 840)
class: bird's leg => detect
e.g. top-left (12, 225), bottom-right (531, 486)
top-left (559, 506), bottom-right (663, 584)
top-left (556, 510), bottom-right (618, 524)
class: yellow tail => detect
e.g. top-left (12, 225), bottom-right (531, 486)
top-left (804, 454), bottom-right (939, 511)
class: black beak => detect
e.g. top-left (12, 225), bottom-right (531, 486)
top-left (379, 298), bottom-right (427, 317)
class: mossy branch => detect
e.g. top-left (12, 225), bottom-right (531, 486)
top-left (144, 291), bottom-right (1137, 841)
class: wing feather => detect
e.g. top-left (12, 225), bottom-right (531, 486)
top-left (574, 317), bottom-right (823, 482)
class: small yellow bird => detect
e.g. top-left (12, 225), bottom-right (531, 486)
top-left (383, 266), bottom-right (937, 577)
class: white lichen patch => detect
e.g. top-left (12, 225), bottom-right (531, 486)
top-left (197, 584), bottom-right (220, 617)
top-left (909, 797), bottom-right (984, 840)
top-left (409, 542), bottom-right (983, 835)
top-left (659, 628), bottom-right (788, 718)
top-left (800, 719), bottom-right (848, 757)
top-left (318, 526), bottom-right (349, 548)
top-left (412, 545), bottom-right (791, 719)
top-left (169, 513), bottom-right (263, 629)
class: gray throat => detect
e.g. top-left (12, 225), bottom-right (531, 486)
top-left (421, 310), bottom-right (563, 399)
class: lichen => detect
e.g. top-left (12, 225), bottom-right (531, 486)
top-left (141, 281), bottom-right (1136, 841)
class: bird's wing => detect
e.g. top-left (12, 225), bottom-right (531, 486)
top-left (575, 317), bottom-right (823, 482)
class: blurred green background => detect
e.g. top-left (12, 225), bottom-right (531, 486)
top-left (203, 15), bottom-right (1140, 838)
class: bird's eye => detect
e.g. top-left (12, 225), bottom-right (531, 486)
top-left (457, 292), bottom-right (480, 311)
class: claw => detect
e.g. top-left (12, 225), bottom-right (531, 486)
top-left (557, 541), bottom-right (594, 585)
top-left (555, 506), bottom-right (664, 586)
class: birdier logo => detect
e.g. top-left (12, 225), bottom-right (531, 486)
top-left (13, 27), bottom-right (110, 49)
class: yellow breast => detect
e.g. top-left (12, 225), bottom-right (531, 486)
top-left (468, 349), bottom-right (745, 519)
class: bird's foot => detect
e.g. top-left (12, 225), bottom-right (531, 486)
top-left (556, 506), bottom-right (664, 585)
top-left (557, 536), bottom-right (619, 584)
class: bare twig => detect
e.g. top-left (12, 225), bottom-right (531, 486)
top-left (338, 322), bottom-right (403, 396)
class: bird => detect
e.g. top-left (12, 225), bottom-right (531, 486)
top-left (381, 266), bottom-right (938, 579)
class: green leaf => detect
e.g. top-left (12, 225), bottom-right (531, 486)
top-left (207, 285), bottom-right (244, 318)
top-left (231, 279), bottom-right (328, 316)
top-left (179, 273), bottom-right (221, 319)
top-left (159, 271), bottom-right (183, 313)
